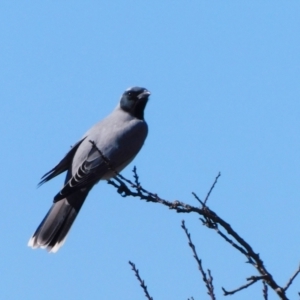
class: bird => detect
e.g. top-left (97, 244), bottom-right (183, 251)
top-left (28, 86), bottom-right (150, 253)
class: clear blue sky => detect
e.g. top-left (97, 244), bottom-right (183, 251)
top-left (1, 2), bottom-right (300, 299)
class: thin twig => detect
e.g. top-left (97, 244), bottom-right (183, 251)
top-left (222, 275), bottom-right (267, 296)
top-left (181, 220), bottom-right (216, 300)
top-left (133, 166), bottom-right (141, 186)
top-left (89, 140), bottom-right (113, 169)
top-left (283, 264), bottom-right (300, 291)
top-left (207, 270), bottom-right (215, 298)
top-left (192, 192), bottom-right (205, 206)
top-left (203, 172), bottom-right (221, 205)
top-left (129, 261), bottom-right (153, 300)
top-left (214, 227), bottom-right (249, 257)
top-left (263, 281), bottom-right (268, 300)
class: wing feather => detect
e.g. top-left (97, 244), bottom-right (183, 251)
top-left (38, 138), bottom-right (86, 186)
top-left (54, 118), bottom-right (148, 202)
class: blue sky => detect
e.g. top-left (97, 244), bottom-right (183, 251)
top-left (1, 1), bottom-right (300, 299)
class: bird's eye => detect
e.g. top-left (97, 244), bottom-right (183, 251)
top-left (127, 91), bottom-right (136, 100)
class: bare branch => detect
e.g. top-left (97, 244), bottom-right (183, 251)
top-left (88, 142), bottom-right (297, 299)
top-left (283, 264), bottom-right (300, 291)
top-left (106, 165), bottom-right (292, 299)
top-left (181, 220), bottom-right (216, 300)
top-left (132, 166), bottom-right (141, 186)
top-left (203, 172), bottom-right (221, 205)
top-left (263, 280), bottom-right (268, 300)
top-left (192, 192), bottom-right (205, 206)
top-left (222, 275), bottom-right (267, 296)
top-left (129, 261), bottom-right (153, 300)
top-left (192, 172), bottom-right (220, 207)
top-left (214, 226), bottom-right (249, 257)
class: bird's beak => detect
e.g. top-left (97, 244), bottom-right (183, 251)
top-left (137, 90), bottom-right (151, 100)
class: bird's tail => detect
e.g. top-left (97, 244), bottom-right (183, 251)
top-left (28, 189), bottom-right (89, 253)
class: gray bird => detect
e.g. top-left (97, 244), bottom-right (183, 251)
top-left (28, 87), bottom-right (150, 253)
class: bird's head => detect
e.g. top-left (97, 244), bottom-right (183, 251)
top-left (120, 87), bottom-right (151, 120)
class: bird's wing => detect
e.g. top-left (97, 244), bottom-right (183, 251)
top-left (54, 120), bottom-right (147, 202)
top-left (53, 146), bottom-right (107, 201)
top-left (38, 137), bottom-right (86, 186)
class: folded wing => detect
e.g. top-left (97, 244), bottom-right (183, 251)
top-left (38, 138), bottom-right (86, 186)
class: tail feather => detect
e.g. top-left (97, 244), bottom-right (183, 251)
top-left (46, 208), bottom-right (77, 252)
top-left (28, 189), bottom-right (89, 253)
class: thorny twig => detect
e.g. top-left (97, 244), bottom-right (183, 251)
top-left (129, 261), bottom-right (153, 300)
top-left (181, 220), bottom-right (216, 300)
